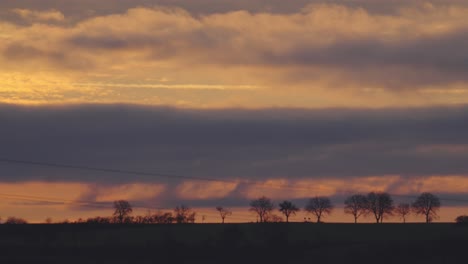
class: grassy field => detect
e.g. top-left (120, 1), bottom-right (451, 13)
top-left (0, 223), bottom-right (467, 263)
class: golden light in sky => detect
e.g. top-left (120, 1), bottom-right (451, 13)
top-left (1, 1), bottom-right (468, 223)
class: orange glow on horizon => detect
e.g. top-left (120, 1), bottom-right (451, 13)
top-left (0, 175), bottom-right (467, 223)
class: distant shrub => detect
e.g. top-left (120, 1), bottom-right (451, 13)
top-left (59, 219), bottom-right (70, 224)
top-left (5, 217), bottom-right (28, 224)
top-left (85, 216), bottom-right (112, 224)
top-left (265, 214), bottom-right (283, 223)
top-left (455, 215), bottom-right (468, 224)
top-left (153, 212), bottom-right (174, 224)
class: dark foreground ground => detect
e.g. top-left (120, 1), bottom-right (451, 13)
top-left (0, 223), bottom-right (467, 264)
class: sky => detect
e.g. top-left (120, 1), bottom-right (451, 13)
top-left (1, 0), bottom-right (468, 223)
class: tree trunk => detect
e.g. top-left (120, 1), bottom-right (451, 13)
top-left (354, 216), bottom-right (357, 224)
top-left (286, 215), bottom-right (289, 223)
top-left (222, 217), bottom-right (225, 224)
top-left (317, 215), bottom-right (321, 223)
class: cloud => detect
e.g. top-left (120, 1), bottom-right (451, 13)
top-left (11, 9), bottom-right (65, 22)
top-left (1, 103), bottom-right (468, 184)
top-left (2, 3), bottom-right (468, 107)
top-left (0, 0), bottom-right (422, 20)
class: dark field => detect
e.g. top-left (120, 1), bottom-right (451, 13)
top-left (0, 223), bottom-right (467, 264)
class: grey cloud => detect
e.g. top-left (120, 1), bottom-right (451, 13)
top-left (1, 104), bottom-right (468, 184)
top-left (2, 43), bottom-right (94, 70)
top-left (61, 12), bottom-right (468, 89)
top-left (273, 33), bottom-right (468, 71)
top-left (264, 31), bottom-right (468, 88)
top-left (3, 43), bottom-right (64, 61)
top-left (0, 0), bottom-right (440, 21)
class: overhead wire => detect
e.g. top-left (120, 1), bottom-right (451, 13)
top-left (0, 158), bottom-right (326, 193)
top-left (1, 158), bottom-right (468, 208)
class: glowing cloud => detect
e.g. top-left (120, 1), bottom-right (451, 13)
top-left (1, 3), bottom-right (468, 107)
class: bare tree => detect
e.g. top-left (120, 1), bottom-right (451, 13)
top-left (153, 212), bottom-right (174, 224)
top-left (366, 192), bottom-right (394, 223)
top-left (344, 194), bottom-right (368, 223)
top-left (455, 215), bottom-right (468, 224)
top-left (278, 200), bottom-right (300, 222)
top-left (174, 205), bottom-right (196, 223)
top-left (305, 196), bottom-right (333, 223)
top-left (216, 206), bottom-right (232, 223)
top-left (249, 196), bottom-right (274, 223)
top-left (412, 192), bottom-right (441, 223)
top-left (134, 215), bottom-right (146, 224)
top-left (5, 217), bottom-right (28, 224)
top-left (395, 203), bottom-right (411, 223)
top-left (140, 210), bottom-right (154, 224)
top-left (113, 200), bottom-right (133, 223)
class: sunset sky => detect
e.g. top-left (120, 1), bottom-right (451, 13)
top-left (1, 0), bottom-right (468, 223)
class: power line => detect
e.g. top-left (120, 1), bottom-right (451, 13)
top-left (0, 158), bottom-right (326, 192)
top-left (1, 158), bottom-right (468, 204)
top-left (0, 158), bottom-right (234, 183)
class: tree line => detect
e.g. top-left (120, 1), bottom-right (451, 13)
top-left (78, 202), bottom-right (197, 224)
top-left (249, 192), bottom-right (442, 223)
top-left (1, 192), bottom-right (468, 224)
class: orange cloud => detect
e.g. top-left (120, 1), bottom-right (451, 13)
top-left (237, 175), bottom-right (468, 200)
top-left (1, 4), bottom-right (468, 107)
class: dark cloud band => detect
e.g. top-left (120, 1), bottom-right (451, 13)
top-left (1, 104), bottom-right (468, 183)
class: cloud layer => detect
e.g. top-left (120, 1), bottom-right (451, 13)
top-left (1, 2), bottom-right (468, 107)
top-left (2, 103), bottom-right (468, 182)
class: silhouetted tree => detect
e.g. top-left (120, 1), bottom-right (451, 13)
top-left (153, 212), bottom-right (174, 224)
top-left (249, 196), bottom-right (275, 223)
top-left (278, 200), bottom-right (299, 223)
top-left (59, 219), bottom-right (70, 224)
top-left (174, 205), bottom-right (196, 223)
top-left (265, 214), bottom-right (283, 222)
top-left (305, 196), bottom-right (333, 223)
top-left (344, 194), bottom-right (368, 223)
top-left (124, 216), bottom-right (136, 223)
top-left (455, 215), bottom-right (468, 224)
top-left (395, 203), bottom-right (411, 223)
top-left (216, 206), bottom-right (232, 223)
top-left (86, 216), bottom-right (112, 224)
top-left (134, 215), bottom-right (147, 224)
top-left (366, 192), bottom-right (394, 223)
top-left (44, 217), bottom-right (53, 224)
top-left (130, 211), bottom-right (153, 224)
top-left (5, 216), bottom-right (28, 224)
top-left (412, 192), bottom-right (441, 223)
top-left (113, 200), bottom-right (133, 223)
